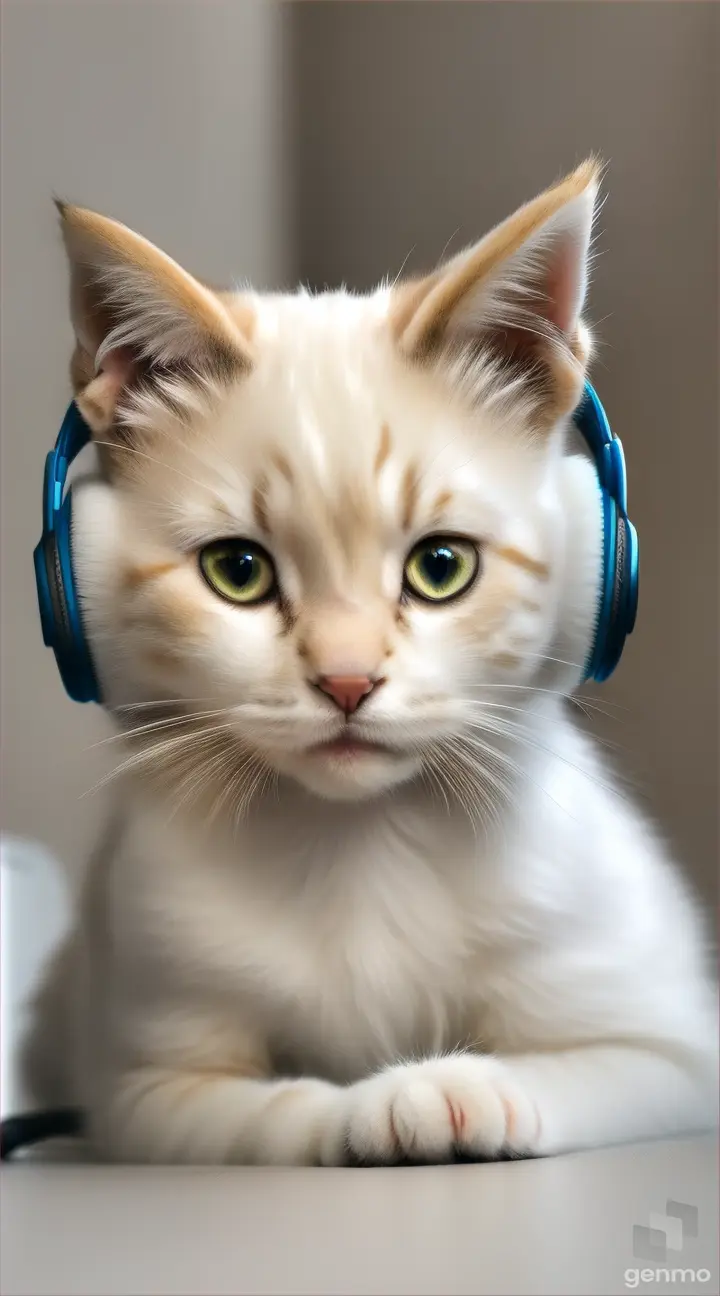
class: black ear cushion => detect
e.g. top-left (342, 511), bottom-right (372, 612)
top-left (42, 531), bottom-right (72, 649)
top-left (600, 505), bottom-right (629, 677)
top-left (611, 512), bottom-right (627, 623)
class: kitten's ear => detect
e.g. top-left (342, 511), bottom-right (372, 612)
top-left (56, 201), bottom-right (253, 433)
top-left (390, 159), bottom-right (601, 428)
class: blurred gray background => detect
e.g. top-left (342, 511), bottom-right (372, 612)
top-left (1, 1), bottom-right (717, 906)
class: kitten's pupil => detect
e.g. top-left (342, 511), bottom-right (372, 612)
top-left (422, 546), bottom-right (457, 587)
top-left (220, 552), bottom-right (256, 588)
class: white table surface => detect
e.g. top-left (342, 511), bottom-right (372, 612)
top-left (1, 1135), bottom-right (717, 1296)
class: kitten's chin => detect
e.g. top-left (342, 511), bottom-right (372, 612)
top-left (272, 747), bottom-right (421, 802)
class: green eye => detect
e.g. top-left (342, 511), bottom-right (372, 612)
top-left (404, 536), bottom-right (479, 603)
top-left (199, 540), bottom-right (276, 605)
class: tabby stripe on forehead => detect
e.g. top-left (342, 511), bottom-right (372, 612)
top-left (252, 475), bottom-right (271, 534)
top-left (374, 423), bottom-right (392, 477)
top-left (401, 462), bottom-right (420, 531)
top-left (271, 451), bottom-right (293, 484)
top-left (495, 545), bottom-right (550, 580)
top-left (430, 488), bottom-right (454, 524)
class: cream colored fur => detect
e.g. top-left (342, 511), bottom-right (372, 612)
top-left (24, 165), bottom-right (717, 1164)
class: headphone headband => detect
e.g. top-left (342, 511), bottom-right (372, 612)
top-left (41, 402), bottom-right (92, 535)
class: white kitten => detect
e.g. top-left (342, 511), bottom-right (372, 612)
top-left (24, 162), bottom-right (717, 1164)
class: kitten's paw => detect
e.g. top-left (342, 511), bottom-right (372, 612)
top-left (344, 1055), bottom-right (540, 1165)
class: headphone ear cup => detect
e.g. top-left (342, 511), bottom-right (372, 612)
top-left (551, 454), bottom-right (606, 690)
top-left (47, 487), bottom-right (100, 704)
top-left (583, 484), bottom-right (616, 684)
top-left (624, 517), bottom-right (639, 635)
top-left (590, 504), bottom-right (639, 683)
top-left (554, 458), bottom-right (639, 687)
top-left (34, 402), bottom-right (103, 704)
top-left (34, 530), bottom-right (69, 652)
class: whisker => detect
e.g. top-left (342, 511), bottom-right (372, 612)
top-left (89, 707), bottom-right (232, 749)
top-left (446, 731), bottom-right (518, 804)
top-left (468, 697), bottom-right (622, 726)
top-left (224, 749), bottom-right (264, 831)
top-left (469, 684), bottom-right (626, 713)
top-left (469, 700), bottom-right (625, 752)
top-left (445, 743), bottom-right (507, 841)
top-left (431, 733), bottom-right (515, 840)
top-left (80, 724), bottom-right (235, 798)
top-left (462, 715), bottom-right (627, 803)
top-left (166, 738), bottom-right (233, 823)
top-left (456, 730), bottom-right (579, 824)
top-left (114, 696), bottom-right (223, 712)
top-left (92, 441), bottom-right (209, 490)
top-left (419, 757), bottom-right (451, 817)
top-left (513, 651), bottom-right (592, 673)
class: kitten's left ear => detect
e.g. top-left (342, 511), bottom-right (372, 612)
top-left (56, 200), bottom-right (253, 434)
top-left (391, 159), bottom-right (601, 428)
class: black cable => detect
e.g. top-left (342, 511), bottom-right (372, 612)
top-left (0, 1108), bottom-right (85, 1161)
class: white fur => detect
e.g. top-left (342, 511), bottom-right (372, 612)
top-left (24, 178), bottom-right (718, 1165)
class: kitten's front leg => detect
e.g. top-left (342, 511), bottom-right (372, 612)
top-left (342, 1041), bottom-right (717, 1164)
top-left (98, 1038), bottom-right (714, 1165)
top-left (99, 1067), bottom-right (352, 1165)
top-left (100, 1057), bottom-right (538, 1166)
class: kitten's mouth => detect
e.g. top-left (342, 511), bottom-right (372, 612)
top-left (307, 736), bottom-right (394, 759)
top-left (287, 732), bottom-right (419, 799)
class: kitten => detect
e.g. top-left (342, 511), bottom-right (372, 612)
top-left (24, 161), bottom-right (717, 1165)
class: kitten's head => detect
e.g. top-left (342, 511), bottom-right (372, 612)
top-left (62, 161), bottom-right (603, 806)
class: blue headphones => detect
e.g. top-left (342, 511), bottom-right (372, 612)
top-left (574, 381), bottom-right (639, 682)
top-left (33, 381), bottom-right (638, 704)
top-left (33, 401), bottom-right (100, 704)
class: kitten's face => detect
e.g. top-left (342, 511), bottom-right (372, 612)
top-left (87, 293), bottom-right (568, 803)
top-left (63, 162), bottom-right (600, 804)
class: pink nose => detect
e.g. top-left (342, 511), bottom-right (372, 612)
top-left (316, 675), bottom-right (375, 715)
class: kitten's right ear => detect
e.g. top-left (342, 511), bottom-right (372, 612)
top-left (56, 200), bottom-right (253, 433)
top-left (389, 161), bottom-right (601, 431)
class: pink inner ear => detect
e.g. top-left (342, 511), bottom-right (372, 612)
top-left (543, 235), bottom-right (583, 337)
top-left (99, 344), bottom-right (135, 393)
top-left (76, 344), bottom-right (138, 433)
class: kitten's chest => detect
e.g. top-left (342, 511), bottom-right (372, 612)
top-left (160, 811), bottom-right (485, 1081)
top-left (267, 866), bottom-right (473, 1081)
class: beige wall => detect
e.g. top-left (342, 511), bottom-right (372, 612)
top-left (290, 0), bottom-right (719, 905)
top-left (2, 2), bottom-right (717, 907)
top-left (0, 0), bottom-right (292, 880)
